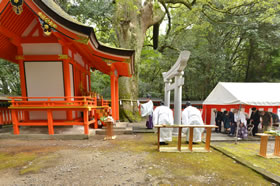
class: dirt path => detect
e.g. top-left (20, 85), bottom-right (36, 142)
top-left (0, 134), bottom-right (274, 185)
top-left (0, 135), bottom-right (148, 185)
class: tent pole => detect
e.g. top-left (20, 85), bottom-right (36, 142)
top-left (235, 104), bottom-right (242, 144)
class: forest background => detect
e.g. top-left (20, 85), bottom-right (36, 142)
top-left (1, 0), bottom-right (280, 108)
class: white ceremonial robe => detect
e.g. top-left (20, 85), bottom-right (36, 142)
top-left (182, 106), bottom-right (204, 142)
top-left (153, 106), bottom-right (174, 142)
top-left (234, 111), bottom-right (247, 126)
top-left (140, 100), bottom-right (153, 117)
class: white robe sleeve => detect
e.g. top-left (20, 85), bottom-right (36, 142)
top-left (234, 113), bottom-right (238, 123)
top-left (240, 112), bottom-right (247, 126)
top-left (153, 107), bottom-right (159, 125)
top-left (169, 109), bottom-right (174, 125)
top-left (140, 100), bottom-right (153, 117)
top-left (158, 107), bottom-right (173, 142)
top-left (182, 109), bottom-right (189, 125)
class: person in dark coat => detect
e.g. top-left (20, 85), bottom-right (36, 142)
top-left (223, 111), bottom-right (231, 133)
top-left (260, 111), bottom-right (272, 132)
top-left (228, 110), bottom-right (236, 136)
top-left (215, 111), bottom-right (223, 133)
top-left (249, 107), bottom-right (260, 136)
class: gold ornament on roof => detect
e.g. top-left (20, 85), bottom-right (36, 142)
top-left (10, 0), bottom-right (24, 15)
top-left (103, 59), bottom-right (117, 65)
top-left (38, 12), bottom-right (57, 36)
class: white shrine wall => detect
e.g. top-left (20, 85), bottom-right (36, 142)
top-left (24, 61), bottom-right (66, 120)
top-left (22, 43), bottom-right (62, 55)
top-left (74, 52), bottom-right (85, 67)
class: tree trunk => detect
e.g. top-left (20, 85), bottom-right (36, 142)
top-left (114, 0), bottom-right (164, 122)
top-left (118, 42), bottom-right (143, 121)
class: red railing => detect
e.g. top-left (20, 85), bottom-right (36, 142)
top-left (0, 107), bottom-right (12, 125)
top-left (9, 96), bottom-right (98, 108)
top-left (9, 96), bottom-right (111, 108)
top-left (8, 96), bottom-right (111, 135)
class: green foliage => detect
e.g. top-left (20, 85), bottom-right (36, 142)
top-left (91, 70), bottom-right (111, 99)
top-left (160, 0), bottom-right (280, 100)
top-left (0, 59), bottom-right (21, 96)
top-left (54, 0), bottom-right (280, 102)
top-left (57, 0), bottom-right (118, 46)
top-left (139, 48), bottom-right (164, 98)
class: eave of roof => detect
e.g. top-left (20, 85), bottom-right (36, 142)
top-left (33, 0), bottom-right (135, 75)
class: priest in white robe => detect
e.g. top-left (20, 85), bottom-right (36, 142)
top-left (182, 101), bottom-right (204, 143)
top-left (140, 95), bottom-right (154, 129)
top-left (153, 102), bottom-right (174, 144)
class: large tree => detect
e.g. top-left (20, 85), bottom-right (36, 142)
top-left (55, 0), bottom-right (280, 121)
top-left (55, 0), bottom-right (196, 121)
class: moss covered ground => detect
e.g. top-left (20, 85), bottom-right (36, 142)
top-left (0, 153), bottom-right (37, 171)
top-left (0, 145), bottom-right (61, 175)
top-left (0, 134), bottom-right (275, 185)
top-left (212, 142), bottom-right (280, 177)
top-left (110, 134), bottom-right (272, 185)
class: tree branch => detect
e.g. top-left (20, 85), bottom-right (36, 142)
top-left (206, 1), bottom-right (258, 15)
top-left (160, 2), bottom-right (171, 37)
top-left (158, 45), bottom-right (180, 52)
top-left (230, 37), bottom-right (243, 63)
top-left (159, 0), bottom-right (194, 10)
top-left (141, 1), bottom-right (165, 31)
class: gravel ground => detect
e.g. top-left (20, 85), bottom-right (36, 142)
top-left (0, 126), bottom-right (274, 185)
top-left (0, 135), bottom-right (150, 186)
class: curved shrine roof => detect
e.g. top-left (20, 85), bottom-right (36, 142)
top-left (0, 0), bottom-right (135, 77)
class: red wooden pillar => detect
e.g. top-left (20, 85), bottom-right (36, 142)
top-left (73, 63), bottom-right (78, 96)
top-left (47, 110), bottom-right (54, 135)
top-left (110, 70), bottom-right (116, 120)
top-left (18, 61), bottom-right (25, 87)
top-left (11, 110), bottom-right (19, 135)
top-left (17, 47), bottom-right (29, 121)
top-left (0, 109), bottom-right (3, 125)
top-left (62, 46), bottom-right (72, 120)
top-left (115, 73), bottom-right (119, 121)
top-left (88, 67), bottom-right (91, 92)
top-left (83, 109), bottom-right (89, 135)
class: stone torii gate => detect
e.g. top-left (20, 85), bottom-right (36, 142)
top-left (162, 51), bottom-right (190, 124)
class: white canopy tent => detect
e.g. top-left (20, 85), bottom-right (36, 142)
top-left (203, 82), bottom-right (280, 106)
top-left (202, 82), bottom-right (280, 124)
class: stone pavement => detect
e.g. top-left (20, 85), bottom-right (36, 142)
top-left (209, 131), bottom-right (260, 142)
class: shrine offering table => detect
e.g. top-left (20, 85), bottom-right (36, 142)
top-left (256, 133), bottom-right (280, 158)
top-left (154, 125), bottom-right (217, 153)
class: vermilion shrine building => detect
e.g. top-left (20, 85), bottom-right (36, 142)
top-left (0, 0), bottom-right (135, 134)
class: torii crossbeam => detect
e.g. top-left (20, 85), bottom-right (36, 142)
top-left (162, 51), bottom-right (190, 124)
